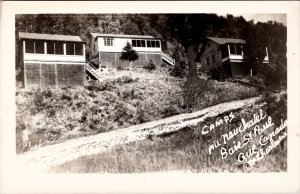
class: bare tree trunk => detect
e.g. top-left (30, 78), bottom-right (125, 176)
top-left (187, 44), bottom-right (199, 82)
top-left (129, 61), bottom-right (132, 71)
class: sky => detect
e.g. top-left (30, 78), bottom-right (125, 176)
top-left (219, 13), bottom-right (287, 26)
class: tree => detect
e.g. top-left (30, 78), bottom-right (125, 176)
top-left (167, 14), bottom-right (227, 82)
top-left (119, 42), bottom-right (139, 71)
top-left (166, 14), bottom-right (229, 107)
top-left (242, 22), bottom-right (269, 77)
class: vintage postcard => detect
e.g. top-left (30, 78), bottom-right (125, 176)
top-left (0, 1), bottom-right (299, 193)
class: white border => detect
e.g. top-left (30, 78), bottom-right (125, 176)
top-left (1, 1), bottom-right (299, 193)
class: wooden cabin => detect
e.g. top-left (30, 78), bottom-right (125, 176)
top-left (199, 37), bottom-right (269, 77)
top-left (19, 32), bottom-right (86, 87)
top-left (89, 33), bottom-right (175, 73)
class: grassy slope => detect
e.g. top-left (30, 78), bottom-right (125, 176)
top-left (16, 68), bottom-right (260, 153)
top-left (52, 94), bottom-right (287, 173)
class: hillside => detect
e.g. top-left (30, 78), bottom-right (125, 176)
top-left (16, 68), bottom-right (260, 153)
top-left (15, 14), bottom-right (287, 85)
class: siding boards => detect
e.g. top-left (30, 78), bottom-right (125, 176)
top-left (41, 64), bottom-right (56, 86)
top-left (201, 41), bottom-right (222, 71)
top-left (57, 64), bottom-right (85, 86)
top-left (231, 62), bottom-right (249, 76)
top-left (25, 63), bottom-right (85, 87)
top-left (25, 63), bottom-right (41, 86)
top-left (100, 52), bottom-right (162, 69)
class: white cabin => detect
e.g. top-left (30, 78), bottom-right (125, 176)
top-left (91, 33), bottom-right (162, 53)
top-left (19, 32), bottom-right (86, 86)
top-left (89, 33), bottom-right (175, 73)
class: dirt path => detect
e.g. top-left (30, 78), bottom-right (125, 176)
top-left (17, 96), bottom-right (262, 172)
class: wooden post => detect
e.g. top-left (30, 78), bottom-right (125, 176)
top-left (63, 43), bottom-right (66, 55)
top-left (265, 46), bottom-right (269, 60)
top-left (39, 63), bottom-right (42, 85)
top-left (241, 45), bottom-right (244, 56)
top-left (23, 40), bottom-right (26, 54)
top-left (250, 68), bottom-right (253, 77)
top-left (23, 41), bottom-right (27, 87)
top-left (227, 44), bottom-right (231, 60)
top-left (33, 41), bottom-right (36, 53)
top-left (83, 43), bottom-right (85, 57)
top-left (55, 63), bottom-right (58, 87)
top-left (44, 42), bottom-right (47, 54)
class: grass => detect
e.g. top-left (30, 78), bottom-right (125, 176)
top-left (52, 96), bottom-right (287, 173)
top-left (16, 68), bottom-right (260, 153)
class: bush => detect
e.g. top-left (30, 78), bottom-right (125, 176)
top-left (117, 66), bottom-right (123, 71)
top-left (143, 60), bottom-right (156, 71)
top-left (162, 105), bottom-right (181, 118)
top-left (246, 75), bottom-right (265, 85)
top-left (85, 79), bottom-right (115, 92)
top-left (170, 61), bottom-right (185, 78)
top-left (16, 69), bottom-right (261, 154)
top-left (116, 75), bottom-right (135, 84)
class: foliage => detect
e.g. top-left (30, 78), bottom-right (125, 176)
top-left (16, 69), bottom-right (259, 153)
top-left (119, 42), bottom-right (139, 63)
top-left (16, 14), bottom-right (286, 86)
top-left (143, 60), bottom-right (156, 71)
top-left (242, 23), bottom-right (268, 76)
top-left (16, 71), bottom-right (182, 153)
top-left (170, 61), bottom-right (186, 78)
top-left (52, 98), bottom-right (287, 173)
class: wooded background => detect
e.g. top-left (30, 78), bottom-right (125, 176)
top-left (15, 14), bottom-right (287, 84)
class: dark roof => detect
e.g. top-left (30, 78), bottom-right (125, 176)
top-left (91, 33), bottom-right (155, 39)
top-left (207, 37), bottom-right (246, 44)
top-left (19, 32), bottom-right (83, 42)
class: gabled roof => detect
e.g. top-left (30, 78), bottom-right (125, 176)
top-left (91, 33), bottom-right (155, 39)
top-left (207, 37), bottom-right (246, 45)
top-left (19, 32), bottom-right (83, 42)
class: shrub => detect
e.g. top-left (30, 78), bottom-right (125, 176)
top-left (170, 61), bottom-right (185, 78)
top-left (85, 80), bottom-right (115, 92)
top-left (117, 66), bottom-right (123, 71)
top-left (245, 75), bottom-right (265, 85)
top-left (162, 104), bottom-right (181, 118)
top-left (117, 75), bottom-right (135, 84)
top-left (143, 60), bottom-right (156, 71)
top-left (16, 69), bottom-right (261, 154)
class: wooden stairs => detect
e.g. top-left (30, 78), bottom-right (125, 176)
top-left (161, 52), bottom-right (175, 66)
top-left (85, 60), bottom-right (101, 80)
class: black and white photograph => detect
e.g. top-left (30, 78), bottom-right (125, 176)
top-left (1, 1), bottom-right (299, 193)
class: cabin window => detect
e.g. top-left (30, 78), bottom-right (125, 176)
top-left (104, 38), bottom-right (114, 46)
top-left (25, 41), bottom-right (34, 53)
top-left (66, 42), bottom-right (74, 55)
top-left (221, 45), bottom-right (229, 58)
top-left (236, 45), bottom-right (242, 55)
top-left (75, 43), bottom-right (83, 55)
top-left (207, 57), bottom-right (210, 66)
top-left (151, 41), bottom-right (156, 47)
top-left (146, 40), bottom-right (160, 48)
top-left (212, 55), bottom-right (216, 63)
top-left (66, 42), bottom-right (83, 55)
top-left (132, 40), bottom-right (146, 47)
top-left (46, 41), bottom-right (64, 55)
top-left (25, 40), bottom-right (45, 54)
top-left (35, 41), bottom-right (44, 54)
top-left (155, 41), bottom-right (160, 48)
top-left (55, 42), bottom-right (64, 55)
top-left (47, 42), bottom-right (55, 54)
top-left (229, 45), bottom-right (237, 55)
top-left (132, 40), bottom-right (137, 47)
top-left (146, 40), bottom-right (151, 47)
